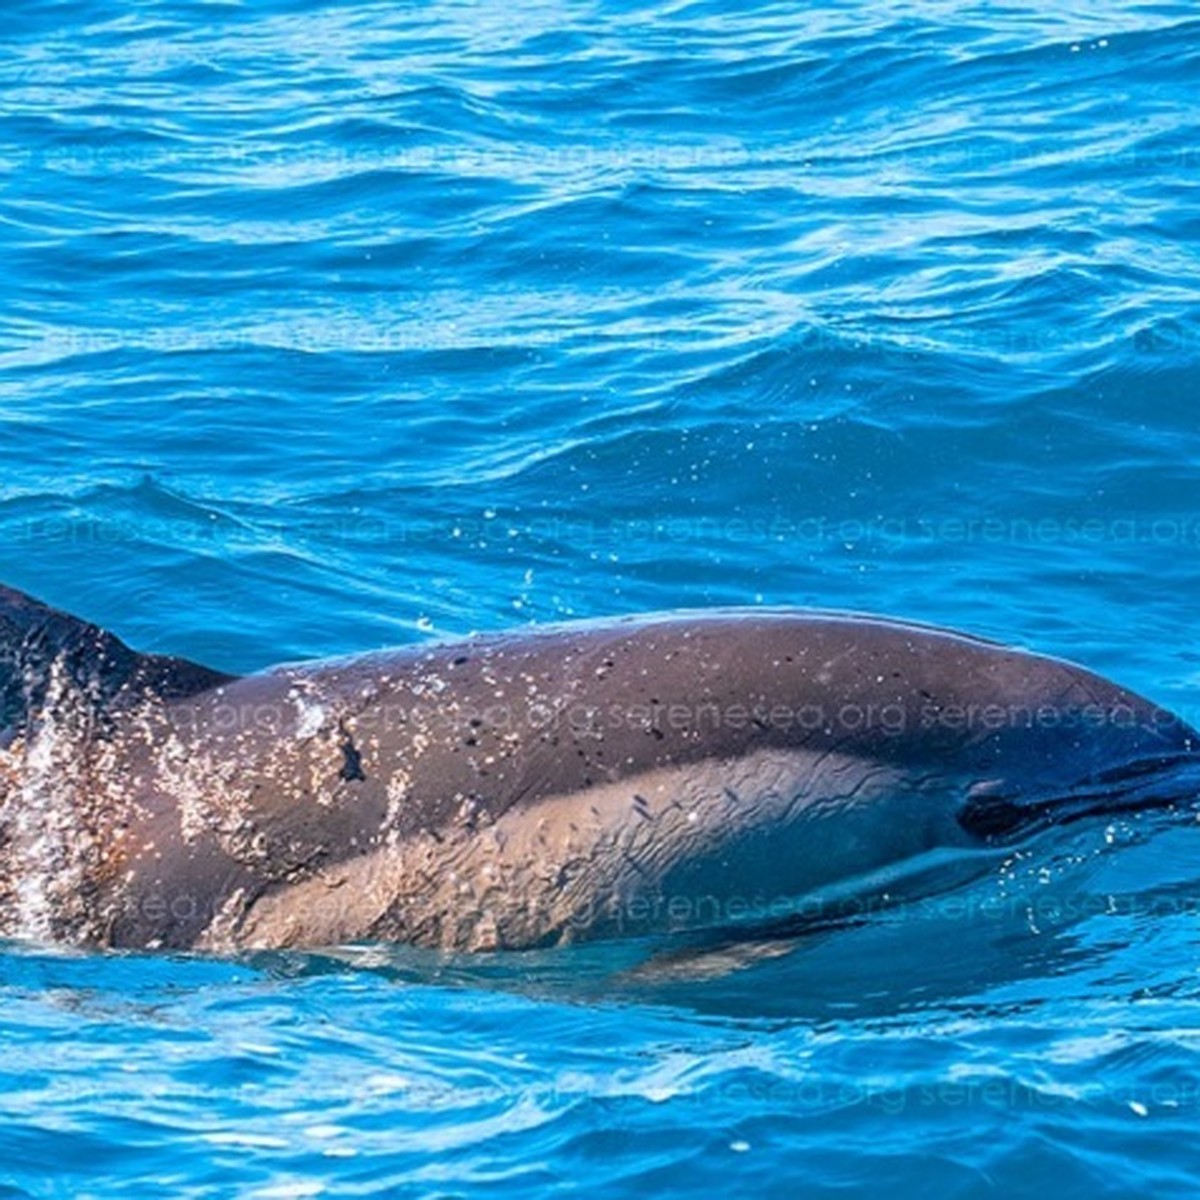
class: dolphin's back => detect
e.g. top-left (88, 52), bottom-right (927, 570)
top-left (278, 609), bottom-right (1195, 825)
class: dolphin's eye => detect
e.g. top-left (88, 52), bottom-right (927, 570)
top-left (957, 791), bottom-right (1027, 839)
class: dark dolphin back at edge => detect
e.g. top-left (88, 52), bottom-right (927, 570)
top-left (0, 584), bottom-right (236, 736)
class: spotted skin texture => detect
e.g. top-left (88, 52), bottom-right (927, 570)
top-left (1, 585), bottom-right (1196, 952)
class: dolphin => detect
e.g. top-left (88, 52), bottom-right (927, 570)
top-left (0, 583), bottom-right (1196, 954)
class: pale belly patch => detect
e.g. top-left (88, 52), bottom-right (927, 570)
top-left (203, 747), bottom-right (977, 953)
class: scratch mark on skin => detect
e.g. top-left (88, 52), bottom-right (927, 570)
top-left (339, 726), bottom-right (366, 783)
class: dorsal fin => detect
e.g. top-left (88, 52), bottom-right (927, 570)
top-left (0, 584), bottom-right (236, 738)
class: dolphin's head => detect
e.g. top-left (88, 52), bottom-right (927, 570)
top-left (956, 751), bottom-right (1200, 842)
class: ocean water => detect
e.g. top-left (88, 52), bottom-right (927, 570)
top-left (3, 0), bottom-right (1200, 1194)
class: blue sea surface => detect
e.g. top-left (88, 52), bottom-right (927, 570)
top-left (3, 0), bottom-right (1200, 1195)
